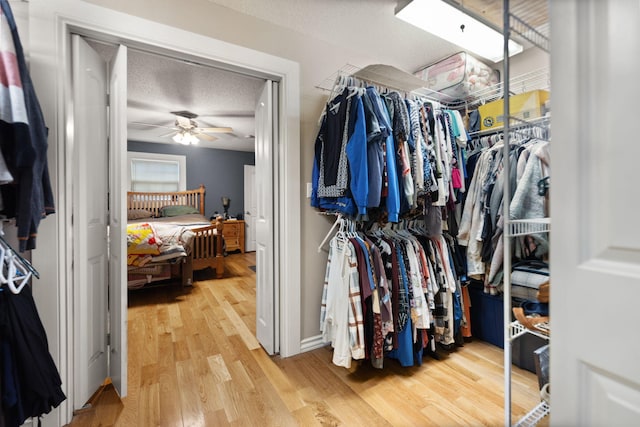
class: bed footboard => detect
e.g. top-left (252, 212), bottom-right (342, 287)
top-left (191, 217), bottom-right (225, 279)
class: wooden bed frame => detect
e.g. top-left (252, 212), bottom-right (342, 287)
top-left (127, 185), bottom-right (225, 281)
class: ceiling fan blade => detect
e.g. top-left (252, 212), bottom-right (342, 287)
top-left (197, 127), bottom-right (233, 133)
top-left (195, 132), bottom-right (217, 142)
top-left (158, 130), bottom-right (179, 138)
top-left (129, 121), bottom-right (176, 130)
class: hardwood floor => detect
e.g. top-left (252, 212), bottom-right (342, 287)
top-left (67, 252), bottom-right (546, 426)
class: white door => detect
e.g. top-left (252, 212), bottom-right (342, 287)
top-left (255, 81), bottom-right (277, 354)
top-left (551, 0), bottom-right (640, 425)
top-left (107, 43), bottom-right (128, 398)
top-left (71, 35), bottom-right (127, 408)
top-left (71, 34), bottom-right (109, 408)
top-left (244, 164), bottom-right (257, 252)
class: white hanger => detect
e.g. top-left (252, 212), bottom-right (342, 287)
top-left (0, 243), bottom-right (7, 285)
top-left (0, 231), bottom-right (38, 294)
top-left (5, 250), bottom-right (31, 294)
top-left (317, 213), bottom-right (343, 253)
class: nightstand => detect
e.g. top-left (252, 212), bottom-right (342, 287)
top-left (221, 219), bottom-right (245, 253)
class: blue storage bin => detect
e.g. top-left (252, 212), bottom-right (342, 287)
top-left (468, 281), bottom-right (504, 348)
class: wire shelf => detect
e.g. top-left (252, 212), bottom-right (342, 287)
top-left (448, 0), bottom-right (549, 52)
top-left (510, 13), bottom-right (550, 53)
top-left (510, 0), bottom-right (550, 52)
top-left (508, 218), bottom-right (551, 237)
top-left (317, 64), bottom-right (550, 111)
top-left (515, 401), bottom-right (550, 427)
top-left (510, 320), bottom-right (550, 341)
top-left (315, 63), bottom-right (362, 92)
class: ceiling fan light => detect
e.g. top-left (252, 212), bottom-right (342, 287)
top-left (189, 134), bottom-right (199, 145)
top-left (172, 132), bottom-right (184, 143)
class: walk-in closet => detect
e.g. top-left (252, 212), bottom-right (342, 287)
top-left (311, 1), bottom-right (552, 425)
top-left (12, 0), bottom-right (640, 425)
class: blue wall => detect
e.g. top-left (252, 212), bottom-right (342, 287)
top-left (128, 141), bottom-right (255, 218)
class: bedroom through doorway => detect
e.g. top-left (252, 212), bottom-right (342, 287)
top-left (79, 35), bottom-right (273, 406)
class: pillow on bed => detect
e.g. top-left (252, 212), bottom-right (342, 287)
top-left (127, 223), bottom-right (163, 255)
top-left (127, 208), bottom-right (154, 220)
top-left (159, 205), bottom-right (200, 217)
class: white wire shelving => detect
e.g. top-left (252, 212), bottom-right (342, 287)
top-left (316, 64), bottom-right (550, 114)
top-left (501, 2), bottom-right (551, 426)
top-left (510, 320), bottom-right (550, 341)
top-left (515, 402), bottom-right (551, 427)
top-left (508, 218), bottom-right (551, 237)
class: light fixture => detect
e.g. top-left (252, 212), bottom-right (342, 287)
top-left (172, 130), bottom-right (199, 145)
top-left (221, 196), bottom-right (231, 219)
top-left (395, 0), bottom-right (523, 63)
top-left (172, 132), bottom-right (184, 144)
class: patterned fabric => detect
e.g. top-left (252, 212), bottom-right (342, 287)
top-left (395, 244), bottom-right (410, 332)
top-left (320, 238), bottom-right (365, 368)
top-left (317, 90), bottom-right (351, 198)
top-left (346, 241), bottom-right (366, 360)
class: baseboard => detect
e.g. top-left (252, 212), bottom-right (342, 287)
top-left (300, 334), bottom-right (327, 353)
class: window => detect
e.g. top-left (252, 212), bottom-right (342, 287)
top-left (127, 152), bottom-right (186, 192)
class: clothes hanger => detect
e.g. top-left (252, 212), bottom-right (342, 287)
top-left (317, 213), bottom-right (343, 253)
top-left (5, 250), bottom-right (31, 294)
top-left (0, 243), bottom-right (7, 285)
top-left (0, 235), bottom-right (39, 279)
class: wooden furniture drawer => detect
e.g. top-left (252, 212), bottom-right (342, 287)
top-left (219, 220), bottom-right (245, 253)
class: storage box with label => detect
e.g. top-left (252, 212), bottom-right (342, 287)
top-left (478, 89), bottom-right (550, 130)
top-left (414, 51), bottom-right (500, 102)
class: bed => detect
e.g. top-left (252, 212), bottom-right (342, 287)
top-left (126, 185), bottom-right (225, 289)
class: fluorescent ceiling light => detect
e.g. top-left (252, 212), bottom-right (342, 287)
top-left (396, 0), bottom-right (523, 63)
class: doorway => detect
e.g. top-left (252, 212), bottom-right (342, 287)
top-left (30, 3), bottom-right (302, 422)
top-left (73, 35), bottom-right (279, 405)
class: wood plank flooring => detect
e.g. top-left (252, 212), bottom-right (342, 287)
top-left (67, 252), bottom-right (547, 426)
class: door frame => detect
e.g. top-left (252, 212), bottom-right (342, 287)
top-left (244, 164), bottom-right (257, 252)
top-left (30, 1), bottom-right (301, 424)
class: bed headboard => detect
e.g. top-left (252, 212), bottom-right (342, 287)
top-left (127, 185), bottom-right (206, 217)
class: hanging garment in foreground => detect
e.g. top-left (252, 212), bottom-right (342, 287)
top-left (0, 0), bottom-right (56, 251)
top-left (0, 284), bottom-right (66, 426)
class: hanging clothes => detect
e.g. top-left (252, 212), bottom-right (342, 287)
top-left (319, 217), bottom-right (467, 369)
top-left (0, 284), bottom-right (66, 426)
top-left (0, 0), bottom-right (55, 251)
top-left (458, 118), bottom-right (551, 294)
top-left (312, 78), bottom-right (469, 225)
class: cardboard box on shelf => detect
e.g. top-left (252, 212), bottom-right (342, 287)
top-left (479, 89), bottom-right (550, 130)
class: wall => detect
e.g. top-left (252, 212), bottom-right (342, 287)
top-left (82, 0), bottom-right (550, 342)
top-left (80, 0), bottom-right (418, 343)
top-left (128, 141), bottom-right (254, 218)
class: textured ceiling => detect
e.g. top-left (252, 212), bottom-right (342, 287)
top-left (119, 0), bottom-right (544, 152)
top-left (122, 0), bottom-right (463, 151)
top-left (126, 48), bottom-right (264, 152)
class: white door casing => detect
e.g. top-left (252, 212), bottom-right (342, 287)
top-left (244, 164), bottom-right (257, 252)
top-left (108, 43), bottom-right (128, 398)
top-left (255, 82), bottom-right (276, 354)
top-left (31, 3), bottom-right (301, 422)
top-left (551, 0), bottom-right (640, 425)
top-left (71, 34), bottom-right (109, 408)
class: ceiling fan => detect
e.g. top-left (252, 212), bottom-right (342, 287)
top-left (131, 110), bottom-right (233, 145)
